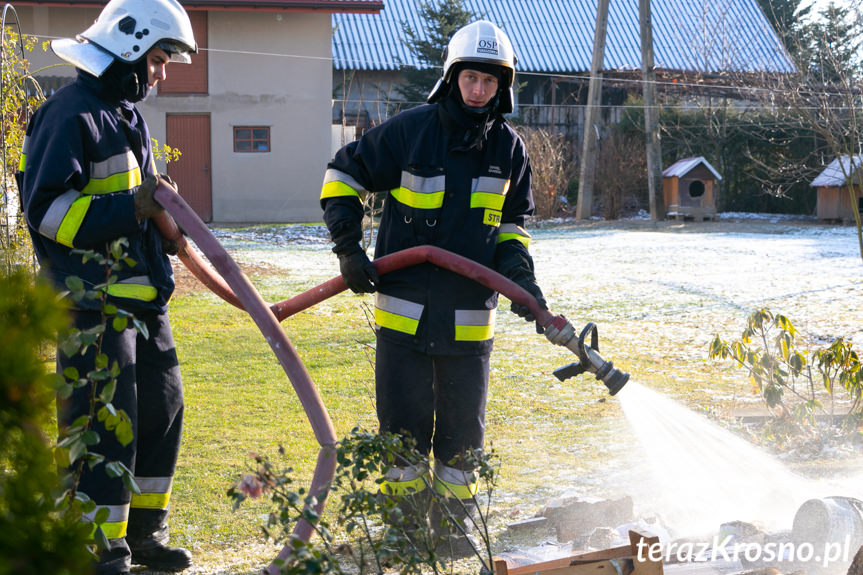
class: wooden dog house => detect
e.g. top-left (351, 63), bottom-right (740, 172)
top-left (810, 156), bottom-right (863, 222)
top-left (662, 157), bottom-right (721, 220)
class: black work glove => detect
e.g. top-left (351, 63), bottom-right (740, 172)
top-left (134, 174), bottom-right (163, 220)
top-left (511, 281), bottom-right (548, 333)
top-left (161, 236), bottom-right (179, 256)
top-left (337, 244), bottom-right (379, 293)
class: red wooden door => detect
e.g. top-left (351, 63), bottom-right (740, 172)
top-left (166, 114), bottom-right (212, 222)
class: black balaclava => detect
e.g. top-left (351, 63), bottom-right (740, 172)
top-left (97, 57), bottom-right (150, 104)
top-left (448, 61), bottom-right (503, 118)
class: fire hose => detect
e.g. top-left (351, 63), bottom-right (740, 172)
top-left (153, 182), bottom-right (628, 573)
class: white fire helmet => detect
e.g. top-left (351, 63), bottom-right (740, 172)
top-left (427, 20), bottom-right (517, 114)
top-left (51, 0), bottom-right (197, 78)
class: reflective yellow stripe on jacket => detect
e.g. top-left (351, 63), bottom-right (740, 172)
top-left (470, 176), bottom-right (509, 210)
top-left (390, 171), bottom-right (445, 210)
top-left (18, 135), bottom-right (28, 172)
top-left (104, 276), bottom-right (158, 302)
top-left (454, 309), bottom-right (495, 342)
top-left (131, 476), bottom-right (172, 510)
top-left (39, 189), bottom-right (92, 248)
top-left (83, 151), bottom-right (142, 195)
top-left (374, 293), bottom-right (424, 335)
top-left (86, 504), bottom-right (129, 540)
top-left (321, 168), bottom-right (365, 200)
top-left (496, 223), bottom-right (531, 248)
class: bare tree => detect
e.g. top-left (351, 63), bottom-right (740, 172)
top-left (745, 2), bottom-right (863, 260)
top-left (518, 127), bottom-right (578, 219)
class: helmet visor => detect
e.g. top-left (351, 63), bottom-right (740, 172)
top-left (155, 41), bottom-right (194, 64)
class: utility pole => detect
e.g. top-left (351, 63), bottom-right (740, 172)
top-left (576, 0), bottom-right (610, 220)
top-left (640, 0), bottom-right (665, 220)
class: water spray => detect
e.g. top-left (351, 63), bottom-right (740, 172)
top-left (545, 319), bottom-right (630, 396)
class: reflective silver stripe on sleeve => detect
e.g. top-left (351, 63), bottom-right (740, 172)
top-left (90, 151), bottom-right (137, 180)
top-left (498, 223), bottom-right (531, 239)
top-left (38, 189), bottom-right (80, 240)
top-left (323, 168), bottom-right (367, 193)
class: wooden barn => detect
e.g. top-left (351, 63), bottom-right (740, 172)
top-left (662, 157), bottom-right (721, 220)
top-left (810, 156), bottom-right (863, 223)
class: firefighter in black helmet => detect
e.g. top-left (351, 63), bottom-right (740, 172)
top-left (321, 20), bottom-right (546, 553)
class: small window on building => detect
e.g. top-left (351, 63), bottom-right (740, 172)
top-left (234, 127), bottom-right (270, 153)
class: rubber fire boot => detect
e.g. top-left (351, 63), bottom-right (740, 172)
top-left (128, 523), bottom-right (192, 572)
top-left (430, 497), bottom-right (480, 560)
top-left (130, 542), bottom-right (192, 571)
top-left (383, 490), bottom-right (433, 540)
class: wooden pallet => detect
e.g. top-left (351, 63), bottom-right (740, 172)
top-left (493, 529), bottom-right (664, 575)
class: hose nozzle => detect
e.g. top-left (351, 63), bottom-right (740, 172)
top-left (544, 317), bottom-right (630, 396)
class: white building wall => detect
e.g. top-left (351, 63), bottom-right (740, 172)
top-left (16, 6), bottom-right (332, 224)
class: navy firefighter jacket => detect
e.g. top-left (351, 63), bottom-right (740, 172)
top-left (18, 71), bottom-right (173, 314)
top-left (321, 99), bottom-right (536, 356)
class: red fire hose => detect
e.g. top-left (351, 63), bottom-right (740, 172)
top-left (153, 182), bottom-right (626, 573)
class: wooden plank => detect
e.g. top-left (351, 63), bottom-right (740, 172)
top-left (493, 530), bottom-right (665, 575)
top-left (498, 557), bottom-right (632, 575)
top-left (630, 529), bottom-right (664, 575)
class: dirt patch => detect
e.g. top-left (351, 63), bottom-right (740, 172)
top-left (168, 255), bottom-right (280, 298)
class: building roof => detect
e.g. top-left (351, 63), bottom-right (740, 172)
top-left (12, 0), bottom-right (383, 12)
top-left (663, 156), bottom-right (722, 180)
top-left (810, 156), bottom-right (863, 188)
top-left (332, 0), bottom-right (795, 74)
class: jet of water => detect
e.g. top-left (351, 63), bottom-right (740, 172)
top-left (617, 381), bottom-right (819, 536)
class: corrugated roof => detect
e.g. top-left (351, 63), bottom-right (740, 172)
top-left (333, 0), bottom-right (795, 74)
top-left (810, 156), bottom-right (863, 187)
top-left (15, 0), bottom-right (383, 11)
top-left (663, 156), bottom-right (722, 180)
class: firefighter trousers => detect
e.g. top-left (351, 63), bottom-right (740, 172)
top-left (58, 310), bottom-right (184, 575)
top-left (375, 336), bottom-right (490, 467)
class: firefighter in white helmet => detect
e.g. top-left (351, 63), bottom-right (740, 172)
top-left (321, 20), bottom-right (546, 556)
top-left (18, 1), bottom-right (196, 573)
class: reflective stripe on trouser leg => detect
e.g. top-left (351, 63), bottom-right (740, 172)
top-left (85, 504), bottom-right (130, 540)
top-left (380, 464), bottom-right (430, 496)
top-left (433, 461), bottom-right (479, 499)
top-left (375, 337), bottom-right (435, 455)
top-left (127, 311), bottom-right (183, 546)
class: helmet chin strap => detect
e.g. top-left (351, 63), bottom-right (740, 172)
top-left (100, 57), bottom-right (150, 103)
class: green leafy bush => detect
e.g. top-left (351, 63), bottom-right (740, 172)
top-left (0, 269), bottom-right (92, 575)
top-left (710, 308), bottom-right (862, 445)
top-left (230, 428), bottom-right (499, 575)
